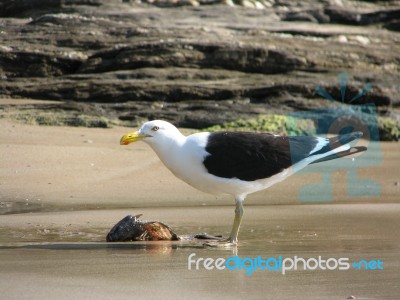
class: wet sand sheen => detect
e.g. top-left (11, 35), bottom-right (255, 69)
top-left (1, 204), bottom-right (400, 299)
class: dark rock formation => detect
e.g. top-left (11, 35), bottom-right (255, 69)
top-left (0, 0), bottom-right (399, 137)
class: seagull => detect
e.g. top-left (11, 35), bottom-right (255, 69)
top-left (120, 120), bottom-right (366, 246)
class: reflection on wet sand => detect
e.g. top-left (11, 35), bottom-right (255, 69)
top-left (0, 204), bottom-right (399, 299)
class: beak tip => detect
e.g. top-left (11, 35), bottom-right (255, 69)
top-left (120, 138), bottom-right (129, 145)
top-left (120, 131), bottom-right (143, 145)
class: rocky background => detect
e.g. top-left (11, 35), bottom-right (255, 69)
top-left (0, 0), bottom-right (399, 139)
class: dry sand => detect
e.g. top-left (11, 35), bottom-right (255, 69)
top-left (0, 113), bottom-right (399, 299)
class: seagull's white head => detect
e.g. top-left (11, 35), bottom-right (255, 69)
top-left (120, 120), bottom-right (185, 147)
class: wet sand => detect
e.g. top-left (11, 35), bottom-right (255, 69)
top-left (1, 117), bottom-right (400, 299)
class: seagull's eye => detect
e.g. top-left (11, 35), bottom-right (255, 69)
top-left (151, 126), bottom-right (159, 132)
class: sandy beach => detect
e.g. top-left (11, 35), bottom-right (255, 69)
top-left (1, 116), bottom-right (399, 299)
top-left (2, 0), bottom-right (400, 298)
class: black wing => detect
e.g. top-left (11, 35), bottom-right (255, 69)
top-left (203, 132), bottom-right (320, 181)
top-left (203, 131), bottom-right (364, 181)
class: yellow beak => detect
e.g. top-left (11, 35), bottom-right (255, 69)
top-left (120, 131), bottom-right (151, 145)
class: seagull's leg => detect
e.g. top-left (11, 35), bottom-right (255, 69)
top-left (205, 195), bottom-right (244, 247)
top-left (226, 196), bottom-right (244, 243)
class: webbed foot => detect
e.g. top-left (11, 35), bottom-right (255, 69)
top-left (203, 237), bottom-right (237, 248)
